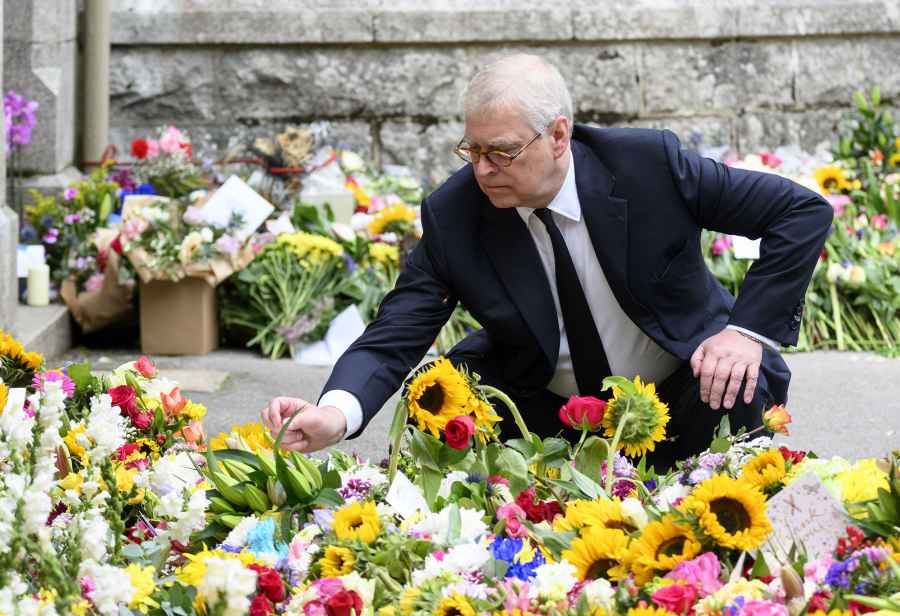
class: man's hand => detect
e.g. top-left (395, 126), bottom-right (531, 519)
top-left (690, 329), bottom-right (763, 410)
top-left (260, 397), bottom-right (347, 452)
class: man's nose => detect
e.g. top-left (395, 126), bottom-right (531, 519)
top-left (473, 155), bottom-right (497, 177)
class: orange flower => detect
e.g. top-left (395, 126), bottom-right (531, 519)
top-left (179, 421), bottom-right (205, 444)
top-left (161, 387), bottom-right (187, 416)
top-left (762, 404), bottom-right (792, 435)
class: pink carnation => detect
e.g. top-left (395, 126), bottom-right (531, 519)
top-left (159, 126), bottom-right (186, 154)
top-left (666, 552), bottom-right (723, 597)
top-left (33, 369), bottom-right (76, 398)
top-left (739, 599), bottom-right (789, 616)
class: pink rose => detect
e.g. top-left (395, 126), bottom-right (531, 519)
top-left (652, 582), bottom-right (698, 614)
top-left (134, 356), bottom-right (157, 379)
top-left (159, 126), bottom-right (186, 154)
top-left (558, 395), bottom-right (606, 431)
top-left (666, 552), bottom-right (723, 597)
top-left (146, 139), bottom-right (160, 157)
top-left (497, 503), bottom-right (529, 538)
top-left (739, 600), bottom-right (789, 616)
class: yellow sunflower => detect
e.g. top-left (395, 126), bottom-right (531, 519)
top-left (627, 608), bottom-right (677, 616)
top-left (434, 593), bottom-right (476, 616)
top-left (562, 525), bottom-right (630, 581)
top-left (406, 357), bottom-right (473, 438)
top-left (320, 545), bottom-right (356, 577)
top-left (627, 515), bottom-right (702, 585)
top-left (553, 498), bottom-right (637, 535)
top-left (602, 376), bottom-right (669, 458)
top-left (368, 204), bottom-right (417, 237)
top-left (333, 500), bottom-right (381, 544)
top-left (0, 383), bottom-right (7, 414)
top-left (741, 449), bottom-right (787, 494)
top-left (684, 474), bottom-right (772, 551)
top-left (814, 165), bottom-right (852, 193)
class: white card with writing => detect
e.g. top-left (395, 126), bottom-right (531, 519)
top-left (761, 473), bottom-right (847, 569)
top-left (201, 175), bottom-right (275, 240)
top-left (730, 235), bottom-right (761, 260)
top-left (386, 471), bottom-right (429, 518)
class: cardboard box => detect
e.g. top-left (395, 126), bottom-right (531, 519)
top-left (139, 278), bottom-right (218, 355)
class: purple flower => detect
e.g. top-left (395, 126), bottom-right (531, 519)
top-left (338, 478), bottom-right (373, 501)
top-left (711, 235), bottom-right (733, 256)
top-left (63, 187), bottom-right (79, 200)
top-left (108, 167), bottom-right (137, 192)
top-left (43, 228), bottom-right (59, 244)
top-left (64, 213), bottom-right (82, 225)
top-left (311, 508), bottom-right (334, 532)
top-left (4, 90), bottom-right (39, 154)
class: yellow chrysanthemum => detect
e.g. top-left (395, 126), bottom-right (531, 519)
top-left (837, 459), bottom-right (889, 518)
top-left (368, 204), bottom-right (417, 237)
top-left (369, 242), bottom-right (399, 267)
top-left (333, 500), bottom-right (381, 544)
top-left (684, 474), bottom-right (772, 551)
top-left (277, 231), bottom-right (344, 265)
top-left (64, 423), bottom-right (89, 467)
top-left (562, 525), bottom-right (630, 581)
top-left (126, 564), bottom-right (159, 612)
top-left (554, 498), bottom-right (637, 535)
top-left (210, 422), bottom-right (272, 453)
top-left (399, 587), bottom-right (420, 615)
top-left (602, 376), bottom-right (669, 458)
top-left (815, 165), bottom-right (852, 193)
top-left (406, 357), bottom-right (473, 438)
top-left (741, 449), bottom-right (787, 494)
top-left (182, 401), bottom-right (207, 421)
top-left (434, 593), bottom-right (476, 616)
top-left (320, 545), bottom-right (356, 577)
top-left (176, 548), bottom-right (259, 587)
top-left (627, 608), bottom-right (677, 616)
top-left (0, 383), bottom-right (7, 414)
top-left (0, 330), bottom-right (43, 376)
top-left (627, 515), bottom-right (702, 584)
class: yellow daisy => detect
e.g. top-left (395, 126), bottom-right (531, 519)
top-left (562, 525), bottom-right (630, 581)
top-left (602, 376), bottom-right (669, 458)
top-left (434, 593), bottom-right (476, 616)
top-left (814, 165), bottom-right (852, 193)
top-left (741, 449), bottom-right (787, 494)
top-left (684, 474), bottom-right (772, 551)
top-left (406, 357), bottom-right (473, 438)
top-left (553, 498), bottom-right (637, 535)
top-left (320, 545), bottom-right (356, 577)
top-left (368, 204), bottom-right (417, 237)
top-left (333, 500), bottom-right (381, 544)
top-left (628, 515), bottom-right (702, 584)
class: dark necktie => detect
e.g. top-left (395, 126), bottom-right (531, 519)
top-left (533, 208), bottom-right (612, 398)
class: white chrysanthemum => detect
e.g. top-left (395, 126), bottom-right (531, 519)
top-left (223, 515), bottom-right (259, 549)
top-left (339, 464), bottom-right (388, 488)
top-left (198, 557), bottom-right (257, 616)
top-left (339, 571), bottom-right (376, 606)
top-left (533, 561), bottom-right (578, 602)
top-left (79, 560), bottom-right (136, 615)
top-left (582, 578), bottom-right (616, 611)
top-left (444, 542), bottom-right (492, 572)
top-left (410, 507), bottom-right (488, 546)
top-left (86, 394), bottom-right (127, 462)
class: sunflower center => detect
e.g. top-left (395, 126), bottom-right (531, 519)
top-left (349, 516), bottom-right (363, 530)
top-left (709, 497), bottom-right (751, 534)
top-left (656, 536), bottom-right (686, 559)
top-left (418, 383), bottom-right (445, 413)
top-left (586, 558), bottom-right (616, 579)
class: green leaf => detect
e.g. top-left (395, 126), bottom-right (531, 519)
top-left (99, 193), bottom-right (113, 223)
top-left (505, 438), bottom-right (537, 460)
top-left (410, 430), bottom-right (442, 466)
top-left (524, 522), bottom-right (576, 561)
top-left (67, 362), bottom-right (93, 389)
top-left (311, 488), bottom-right (344, 508)
top-left (710, 437), bottom-right (731, 454)
top-left (871, 85), bottom-right (881, 107)
top-left (750, 551), bottom-right (771, 577)
top-left (602, 375), bottom-right (632, 392)
top-left (438, 443), bottom-right (470, 467)
top-left (494, 448), bottom-right (530, 494)
top-left (446, 504), bottom-right (461, 544)
top-left (387, 402), bottom-right (408, 451)
top-left (853, 90), bottom-right (868, 113)
top-left (540, 438), bottom-right (571, 464)
top-left (714, 413), bottom-right (732, 440)
top-left (574, 436), bottom-right (609, 480)
top-left (419, 467), bottom-right (443, 510)
top-left (569, 465), bottom-right (605, 499)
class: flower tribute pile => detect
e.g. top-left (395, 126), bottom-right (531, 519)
top-left (0, 331), bottom-right (897, 614)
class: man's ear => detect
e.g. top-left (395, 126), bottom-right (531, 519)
top-left (549, 116), bottom-right (571, 159)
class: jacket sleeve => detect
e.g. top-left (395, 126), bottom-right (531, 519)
top-left (661, 129), bottom-right (834, 346)
top-left (320, 197), bottom-right (457, 437)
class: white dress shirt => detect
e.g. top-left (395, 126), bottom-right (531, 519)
top-left (323, 152), bottom-right (779, 436)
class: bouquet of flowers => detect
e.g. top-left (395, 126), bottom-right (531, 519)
top-left (129, 125), bottom-right (208, 198)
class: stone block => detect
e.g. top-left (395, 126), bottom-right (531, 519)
top-left (9, 304), bottom-right (72, 359)
top-left (574, 0), bottom-right (738, 41)
top-left (379, 120), bottom-right (466, 188)
top-left (374, 6), bottom-right (571, 42)
top-left (20, 166), bottom-right (83, 196)
top-left (795, 38), bottom-right (900, 107)
top-left (737, 110), bottom-right (846, 155)
top-left (737, 0), bottom-right (900, 37)
top-left (110, 48), bottom-right (221, 123)
top-left (548, 45), bottom-right (641, 116)
top-left (607, 116), bottom-right (736, 150)
top-left (641, 41), bottom-right (794, 114)
top-left (3, 39), bottom-right (77, 173)
top-left (4, 0), bottom-right (76, 43)
top-left (0, 206), bottom-right (17, 331)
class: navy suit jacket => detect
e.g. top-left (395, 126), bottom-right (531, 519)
top-left (323, 126), bottom-right (834, 438)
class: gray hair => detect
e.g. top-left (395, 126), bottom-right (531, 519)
top-left (462, 54), bottom-right (573, 132)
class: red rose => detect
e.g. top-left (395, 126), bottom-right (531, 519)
top-left (109, 385), bottom-right (138, 416)
top-left (131, 139), bottom-right (149, 160)
top-left (652, 582), bottom-right (698, 614)
top-left (129, 410), bottom-right (152, 431)
top-left (116, 443), bottom-right (141, 462)
top-left (256, 567), bottom-right (286, 603)
top-left (325, 590), bottom-right (363, 616)
top-left (778, 446), bottom-right (806, 465)
top-left (179, 142), bottom-right (193, 159)
top-left (558, 395), bottom-right (606, 431)
top-left (444, 415), bottom-right (475, 450)
top-left (515, 487), bottom-right (562, 523)
top-left (134, 356), bottom-right (157, 379)
top-left (249, 594), bottom-right (274, 616)
top-left (110, 235), bottom-right (123, 255)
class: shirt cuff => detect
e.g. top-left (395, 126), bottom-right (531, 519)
top-left (725, 325), bottom-right (781, 352)
top-left (318, 389), bottom-right (363, 438)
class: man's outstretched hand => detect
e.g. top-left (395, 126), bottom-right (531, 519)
top-left (260, 397), bottom-right (347, 452)
top-left (690, 329), bottom-right (763, 411)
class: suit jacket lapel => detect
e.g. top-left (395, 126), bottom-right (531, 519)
top-left (572, 141), bottom-right (634, 315)
top-left (479, 199), bottom-right (560, 365)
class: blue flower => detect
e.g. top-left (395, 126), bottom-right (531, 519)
top-left (491, 536), bottom-right (522, 563)
top-left (247, 518), bottom-right (287, 559)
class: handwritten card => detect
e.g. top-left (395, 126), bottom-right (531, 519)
top-left (730, 235), bottom-right (761, 260)
top-left (761, 473), bottom-right (848, 569)
top-left (201, 175), bottom-right (275, 240)
top-left (386, 471), bottom-right (429, 519)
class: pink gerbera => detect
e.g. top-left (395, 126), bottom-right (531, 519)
top-left (33, 369), bottom-right (76, 398)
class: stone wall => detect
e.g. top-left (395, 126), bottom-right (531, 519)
top-left (1, 0), bottom-right (17, 330)
top-left (107, 0), bottom-right (900, 184)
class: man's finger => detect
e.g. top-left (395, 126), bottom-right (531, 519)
top-left (690, 345), bottom-right (705, 378)
top-left (698, 352), bottom-right (718, 404)
top-left (708, 358), bottom-right (734, 410)
top-left (744, 363), bottom-right (760, 404)
top-left (722, 362), bottom-right (747, 410)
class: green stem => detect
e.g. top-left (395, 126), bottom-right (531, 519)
top-left (572, 427), bottom-right (590, 459)
top-left (829, 281), bottom-right (845, 351)
top-left (605, 402), bottom-right (633, 496)
top-left (375, 567), bottom-right (403, 594)
top-left (387, 401), bottom-right (408, 484)
top-left (478, 385), bottom-right (531, 442)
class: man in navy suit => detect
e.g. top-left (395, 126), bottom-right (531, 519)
top-left (263, 54), bottom-right (832, 469)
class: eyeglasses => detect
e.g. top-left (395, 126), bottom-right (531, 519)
top-left (454, 131), bottom-right (543, 168)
